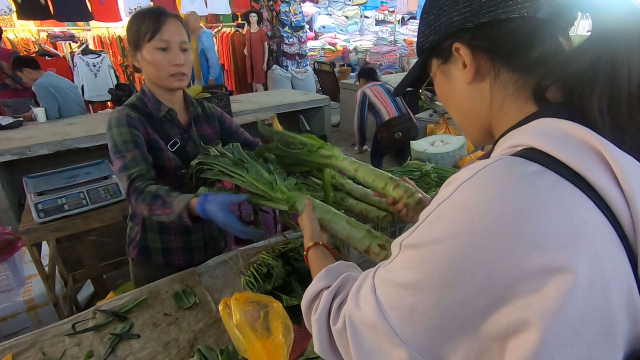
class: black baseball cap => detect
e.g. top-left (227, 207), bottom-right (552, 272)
top-left (393, 0), bottom-right (581, 97)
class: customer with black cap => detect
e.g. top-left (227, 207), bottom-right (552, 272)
top-left (297, 0), bottom-right (640, 358)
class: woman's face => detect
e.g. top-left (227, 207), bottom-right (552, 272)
top-left (131, 18), bottom-right (192, 92)
top-left (249, 13), bottom-right (258, 25)
top-left (430, 44), bottom-right (493, 146)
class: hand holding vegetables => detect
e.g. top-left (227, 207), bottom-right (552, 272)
top-left (195, 193), bottom-right (265, 240)
top-left (375, 177), bottom-right (430, 224)
top-left (298, 199), bottom-right (336, 278)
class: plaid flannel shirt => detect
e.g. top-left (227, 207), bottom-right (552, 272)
top-left (107, 85), bottom-right (260, 268)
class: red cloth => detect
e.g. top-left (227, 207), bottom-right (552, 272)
top-left (245, 28), bottom-right (268, 84)
top-left (0, 47), bottom-right (33, 99)
top-left (36, 56), bottom-right (74, 82)
top-left (88, 0), bottom-right (123, 22)
top-left (231, 0), bottom-right (250, 12)
top-left (153, 0), bottom-right (179, 13)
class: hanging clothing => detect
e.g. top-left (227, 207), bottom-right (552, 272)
top-left (208, 0), bottom-right (230, 14)
top-left (51, 0), bottom-right (94, 22)
top-left (229, 31), bottom-right (252, 95)
top-left (191, 37), bottom-right (203, 84)
top-left (190, 29), bottom-right (223, 85)
top-left (153, 0), bottom-right (179, 13)
top-left (36, 56), bottom-right (74, 82)
top-left (245, 28), bottom-right (268, 84)
top-left (0, 0), bottom-right (14, 16)
top-left (14, 0), bottom-right (53, 20)
top-left (0, 47), bottom-right (32, 100)
top-left (88, 0), bottom-right (123, 22)
top-left (73, 53), bottom-right (118, 101)
top-left (231, 0), bottom-right (250, 12)
top-left (123, 0), bottom-right (152, 17)
top-left (180, 0), bottom-right (207, 15)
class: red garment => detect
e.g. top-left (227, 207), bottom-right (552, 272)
top-left (0, 47), bottom-right (33, 99)
top-left (88, 0), bottom-right (123, 22)
top-left (230, 32), bottom-right (251, 95)
top-left (153, 0), bottom-right (179, 13)
top-left (231, 0), bottom-right (250, 12)
top-left (35, 56), bottom-right (74, 82)
top-left (245, 28), bottom-right (268, 84)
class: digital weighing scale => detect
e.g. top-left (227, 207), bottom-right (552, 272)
top-left (23, 159), bottom-right (126, 223)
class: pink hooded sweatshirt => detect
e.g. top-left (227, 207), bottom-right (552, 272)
top-left (302, 116), bottom-right (640, 359)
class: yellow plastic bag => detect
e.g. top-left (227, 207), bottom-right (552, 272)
top-left (427, 118), bottom-right (475, 154)
top-left (219, 292), bottom-right (294, 360)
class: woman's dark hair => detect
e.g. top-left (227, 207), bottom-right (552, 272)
top-left (429, 4), bottom-right (640, 161)
top-left (357, 66), bottom-right (380, 83)
top-left (126, 7), bottom-right (190, 73)
top-left (243, 9), bottom-right (263, 26)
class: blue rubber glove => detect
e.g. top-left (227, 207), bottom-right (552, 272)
top-left (195, 193), bottom-right (265, 240)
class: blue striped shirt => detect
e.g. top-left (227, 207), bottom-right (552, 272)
top-left (354, 81), bottom-right (413, 147)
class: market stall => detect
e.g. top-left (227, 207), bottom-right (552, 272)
top-left (0, 89), bottom-right (331, 229)
top-left (0, 233), bottom-right (294, 359)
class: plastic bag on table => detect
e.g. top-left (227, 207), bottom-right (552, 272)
top-left (219, 292), bottom-right (294, 360)
top-left (427, 118), bottom-right (475, 154)
top-left (0, 226), bottom-right (24, 262)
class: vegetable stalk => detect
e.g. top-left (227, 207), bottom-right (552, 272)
top-left (256, 122), bottom-right (424, 217)
top-left (190, 144), bottom-right (393, 262)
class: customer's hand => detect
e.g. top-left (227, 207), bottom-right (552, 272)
top-left (244, 48), bottom-right (248, 56)
top-left (298, 198), bottom-right (327, 242)
top-left (375, 177), bottom-right (430, 223)
top-left (19, 111), bottom-right (34, 122)
top-left (194, 193), bottom-right (265, 240)
top-left (263, 64), bottom-right (267, 71)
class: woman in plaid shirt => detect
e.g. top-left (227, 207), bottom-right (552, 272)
top-left (107, 7), bottom-right (263, 287)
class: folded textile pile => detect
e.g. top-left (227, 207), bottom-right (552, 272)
top-left (315, 14), bottom-right (337, 33)
top-left (367, 45), bottom-right (399, 74)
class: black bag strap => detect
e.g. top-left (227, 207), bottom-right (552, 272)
top-left (123, 100), bottom-right (192, 168)
top-left (513, 148), bottom-right (640, 295)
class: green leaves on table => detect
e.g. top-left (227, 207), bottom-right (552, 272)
top-left (101, 322), bottom-right (137, 360)
top-left (66, 296), bottom-right (147, 336)
top-left (298, 340), bottom-right (323, 360)
top-left (194, 345), bottom-right (219, 360)
top-left (84, 350), bottom-right (94, 359)
top-left (174, 288), bottom-right (199, 309)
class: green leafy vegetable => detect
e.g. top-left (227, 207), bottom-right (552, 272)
top-left (385, 161), bottom-right (457, 196)
top-left (108, 332), bottom-right (141, 339)
top-left (101, 322), bottom-right (134, 360)
top-left (66, 296), bottom-right (146, 336)
top-left (84, 350), bottom-right (94, 360)
top-left (256, 121), bottom-right (424, 217)
top-left (174, 288), bottom-right (199, 309)
top-left (194, 345), bottom-right (219, 360)
top-left (190, 143), bottom-right (393, 262)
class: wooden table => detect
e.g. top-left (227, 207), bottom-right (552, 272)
top-left (18, 201), bottom-right (130, 319)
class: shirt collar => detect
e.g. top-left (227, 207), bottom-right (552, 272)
top-left (140, 84), bottom-right (202, 118)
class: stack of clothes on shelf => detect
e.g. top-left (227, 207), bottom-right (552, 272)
top-left (366, 45), bottom-right (400, 74)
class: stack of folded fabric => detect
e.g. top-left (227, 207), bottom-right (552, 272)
top-left (316, 0), bottom-right (329, 14)
top-left (315, 14), bottom-right (337, 34)
top-left (343, 6), bottom-right (360, 19)
top-left (328, 0), bottom-right (345, 15)
top-left (333, 14), bottom-right (349, 33)
top-left (367, 45), bottom-right (399, 73)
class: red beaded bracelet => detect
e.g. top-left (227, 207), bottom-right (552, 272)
top-left (303, 241), bottom-right (337, 266)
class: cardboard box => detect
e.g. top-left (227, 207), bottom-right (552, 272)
top-left (0, 244), bottom-right (66, 342)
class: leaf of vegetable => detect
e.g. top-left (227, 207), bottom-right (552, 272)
top-left (195, 345), bottom-right (219, 360)
top-left (108, 332), bottom-right (141, 339)
top-left (84, 350), bottom-right (94, 360)
top-left (174, 288), bottom-right (198, 309)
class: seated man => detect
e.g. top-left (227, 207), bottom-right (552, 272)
top-left (12, 55), bottom-right (87, 121)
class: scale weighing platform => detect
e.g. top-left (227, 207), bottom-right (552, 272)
top-left (23, 159), bottom-right (126, 223)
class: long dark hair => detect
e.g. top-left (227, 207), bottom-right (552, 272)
top-left (429, 3), bottom-right (640, 161)
top-left (126, 7), bottom-right (190, 73)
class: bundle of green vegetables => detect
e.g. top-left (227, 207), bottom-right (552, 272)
top-left (385, 161), bottom-right (458, 196)
top-left (241, 240), bottom-right (311, 325)
top-left (190, 142), bottom-right (394, 262)
top-left (255, 122), bottom-right (424, 217)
